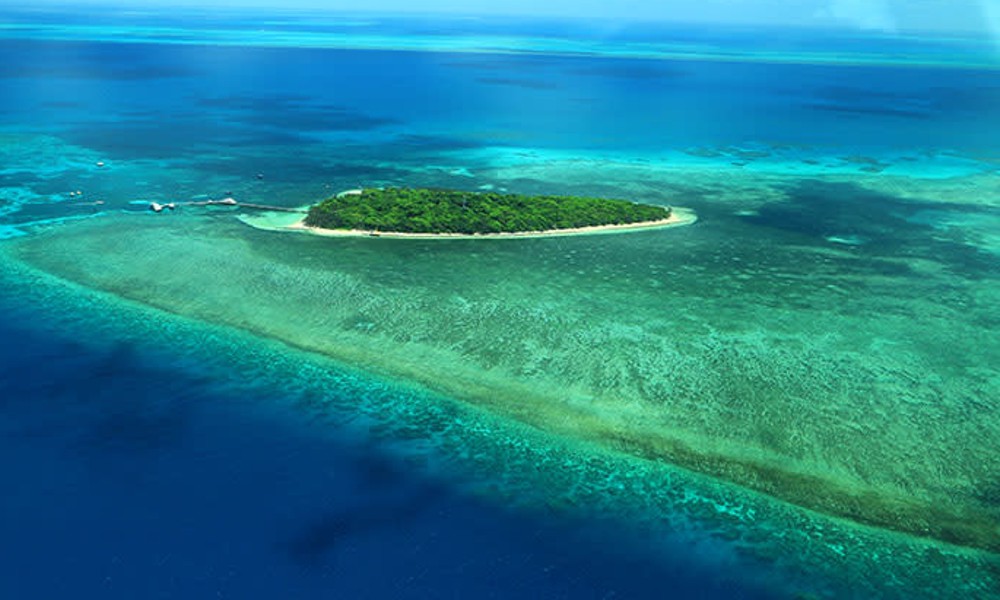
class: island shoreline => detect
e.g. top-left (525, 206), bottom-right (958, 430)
top-left (253, 206), bottom-right (697, 239)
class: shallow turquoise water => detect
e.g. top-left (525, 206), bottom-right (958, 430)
top-left (1, 8), bottom-right (999, 599)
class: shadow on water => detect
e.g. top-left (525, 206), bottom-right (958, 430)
top-left (194, 95), bottom-right (400, 132)
top-left (287, 447), bottom-right (444, 566)
top-left (283, 482), bottom-right (442, 567)
top-left (63, 118), bottom-right (320, 160)
top-left (0, 302), bottom-right (778, 599)
top-left (0, 40), bottom-right (200, 81)
top-left (746, 179), bottom-right (1000, 279)
top-left (800, 81), bottom-right (1000, 120)
top-left (0, 335), bottom-right (202, 456)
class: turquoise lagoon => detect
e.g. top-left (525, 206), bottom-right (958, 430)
top-left (1, 8), bottom-right (999, 599)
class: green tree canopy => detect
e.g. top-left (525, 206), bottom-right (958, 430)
top-left (305, 188), bottom-right (671, 234)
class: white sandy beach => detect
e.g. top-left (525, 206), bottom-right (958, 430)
top-left (264, 206), bottom-right (697, 239)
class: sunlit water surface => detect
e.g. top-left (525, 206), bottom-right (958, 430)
top-left (1, 9), bottom-right (999, 599)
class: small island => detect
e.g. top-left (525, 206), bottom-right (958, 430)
top-left (295, 187), bottom-right (691, 237)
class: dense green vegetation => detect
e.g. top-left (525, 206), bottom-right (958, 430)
top-left (304, 187), bottom-right (671, 234)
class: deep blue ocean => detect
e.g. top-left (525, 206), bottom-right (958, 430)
top-left (1, 7), bottom-right (998, 599)
top-left (0, 303), bottom-right (767, 599)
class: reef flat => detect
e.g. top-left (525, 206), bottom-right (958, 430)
top-left (2, 18), bottom-right (998, 596)
top-left (11, 161), bottom-right (999, 559)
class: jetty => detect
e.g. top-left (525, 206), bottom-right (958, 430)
top-left (149, 202), bottom-right (176, 213)
top-left (149, 197), bottom-right (307, 214)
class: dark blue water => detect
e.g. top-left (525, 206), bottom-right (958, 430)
top-left (2, 32), bottom-right (996, 235)
top-left (1, 9), bottom-right (998, 599)
top-left (2, 32), bottom-right (997, 161)
top-left (0, 295), bottom-right (773, 599)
